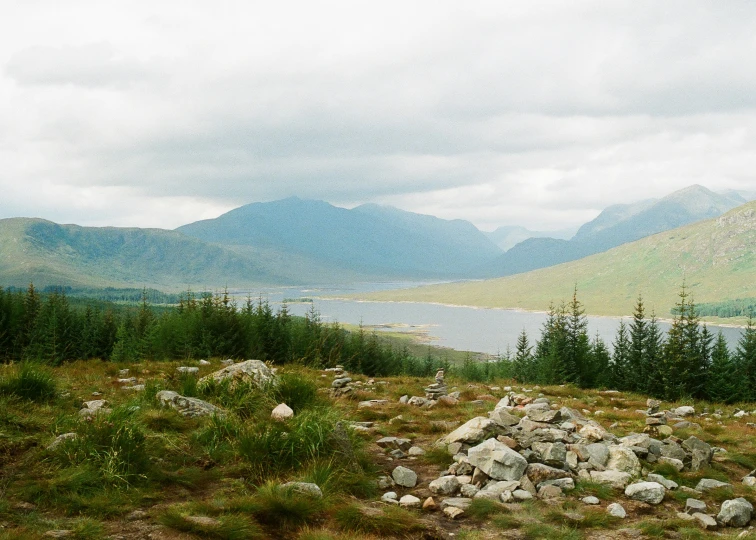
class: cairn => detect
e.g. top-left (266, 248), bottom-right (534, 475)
top-left (644, 398), bottom-right (668, 436)
top-left (425, 369), bottom-right (448, 400)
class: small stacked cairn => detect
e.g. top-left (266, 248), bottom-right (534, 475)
top-left (329, 365), bottom-right (353, 397)
top-left (425, 369), bottom-right (448, 400)
top-left (644, 398), bottom-right (669, 437)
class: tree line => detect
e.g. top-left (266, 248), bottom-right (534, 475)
top-left (511, 286), bottom-right (756, 403)
top-left (0, 284), bottom-right (466, 378)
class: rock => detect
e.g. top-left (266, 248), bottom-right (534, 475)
top-left (461, 484), bottom-right (479, 497)
top-left (578, 424), bottom-right (606, 441)
top-left (590, 470), bottom-right (632, 489)
top-left (532, 442), bottom-right (567, 467)
top-left (607, 503), bottom-right (626, 518)
top-left (377, 476), bottom-right (394, 490)
top-left (510, 489), bottom-right (531, 501)
top-left (429, 476), bottom-right (460, 495)
top-left (439, 417), bottom-right (496, 445)
top-left (538, 484), bottom-right (563, 499)
top-left (674, 406), bottom-right (695, 417)
top-left (538, 478), bottom-right (574, 491)
top-left (221, 359), bottom-right (234, 366)
top-left (177, 366), bottom-right (199, 374)
top-left (693, 513), bottom-right (718, 530)
top-left (399, 395), bottom-right (409, 404)
top-left (271, 403), bottom-right (294, 421)
top-left (625, 482), bottom-right (666, 504)
top-left (443, 506), bottom-right (465, 519)
top-left (488, 408), bottom-right (521, 427)
top-left (685, 498), bottom-right (707, 514)
top-left (408, 446), bottom-right (425, 456)
top-left (331, 377), bottom-right (351, 389)
top-left (647, 473), bottom-right (678, 490)
top-left (582, 496), bottom-right (600, 505)
top-left (199, 359), bottom-right (275, 388)
top-left (657, 456), bottom-right (684, 471)
top-left (467, 438), bottom-right (528, 481)
top-left (156, 390), bottom-right (225, 418)
top-left (381, 492), bottom-right (398, 504)
top-left (659, 442), bottom-right (687, 461)
top-left (126, 510), bottom-right (148, 521)
top-left (695, 478), bottom-right (731, 492)
top-left (423, 497), bottom-right (437, 511)
top-left (43, 531), bottom-right (73, 538)
top-left (281, 482), bottom-right (322, 498)
top-left (47, 432), bottom-right (77, 450)
top-left (116, 377), bottom-right (137, 384)
top-left (399, 495), bottom-right (422, 508)
top-left (437, 396), bottom-right (458, 406)
top-left (392, 466), bottom-right (418, 488)
top-left (358, 399), bottom-right (389, 409)
top-left (744, 477), bottom-right (756, 487)
top-left (526, 463), bottom-right (570, 485)
top-left (474, 480), bottom-right (519, 501)
top-left (185, 516), bottom-right (221, 527)
top-left (199, 359), bottom-right (211, 365)
top-left (440, 497), bottom-right (472, 510)
top-left (717, 498), bottom-right (753, 527)
top-left (408, 396), bottom-right (429, 407)
top-left (607, 446), bottom-right (641, 476)
top-left (657, 425), bottom-right (673, 436)
top-left (585, 443), bottom-right (610, 467)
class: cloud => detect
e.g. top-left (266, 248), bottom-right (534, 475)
top-left (1, 1), bottom-right (755, 230)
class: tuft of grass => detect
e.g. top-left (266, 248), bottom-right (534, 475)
top-left (466, 498), bottom-right (507, 519)
top-left (492, 513), bottom-right (522, 529)
top-left (192, 413), bottom-right (242, 462)
top-left (271, 372), bottom-right (322, 413)
top-left (231, 483), bottom-right (326, 530)
top-left (69, 518), bottom-right (106, 540)
top-left (159, 507), bottom-right (264, 540)
top-left (572, 480), bottom-right (614, 501)
top-left (0, 363), bottom-right (57, 402)
top-left (334, 504), bottom-right (425, 537)
top-left (421, 445), bottom-right (453, 467)
top-left (522, 523), bottom-right (582, 540)
top-left (545, 508), bottom-right (619, 530)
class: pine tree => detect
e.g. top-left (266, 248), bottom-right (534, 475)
top-left (644, 313), bottom-right (665, 398)
top-left (627, 295), bottom-right (648, 393)
top-left (661, 283), bottom-right (705, 400)
top-left (735, 315), bottom-right (756, 402)
top-left (706, 332), bottom-right (740, 403)
top-left (565, 288), bottom-right (591, 387)
top-left (589, 332), bottom-right (611, 388)
top-left (513, 329), bottom-right (533, 382)
top-left (533, 303), bottom-right (568, 384)
top-left (611, 320), bottom-right (631, 390)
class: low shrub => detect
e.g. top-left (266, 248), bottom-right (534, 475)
top-left (0, 363), bottom-right (57, 402)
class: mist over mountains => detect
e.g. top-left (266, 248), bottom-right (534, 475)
top-left (0, 184), bottom-right (752, 291)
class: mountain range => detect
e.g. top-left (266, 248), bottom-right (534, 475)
top-left (359, 199), bottom-right (756, 318)
top-left (0, 185), bottom-right (752, 296)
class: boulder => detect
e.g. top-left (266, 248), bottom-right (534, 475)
top-left (625, 482), bottom-right (666, 504)
top-left (439, 417), bottom-right (496, 446)
top-left (695, 478), bottom-right (731, 492)
top-left (693, 513), bottom-right (718, 530)
top-left (271, 403), bottom-right (293, 421)
top-left (607, 503), bottom-right (626, 518)
top-left (392, 466), bottom-right (418, 488)
top-left (674, 406), bottom-right (695, 417)
top-left (156, 390), bottom-right (225, 418)
top-left (526, 463), bottom-right (571, 485)
top-left (685, 498), bottom-right (707, 514)
top-left (528, 409), bottom-right (563, 424)
top-left (429, 476), bottom-right (460, 496)
top-left (443, 506), bottom-right (464, 519)
top-left (399, 495), bottom-right (421, 508)
top-left (607, 446), bottom-right (641, 476)
top-left (647, 473), bottom-right (678, 490)
top-left (467, 438), bottom-right (528, 481)
top-left (440, 497), bottom-right (472, 510)
top-left (281, 482), bottom-right (322, 498)
top-left (532, 442), bottom-right (567, 467)
top-left (590, 470), bottom-right (632, 489)
top-left (488, 408), bottom-right (521, 427)
top-left (717, 498), bottom-right (753, 527)
top-left (199, 359), bottom-right (275, 388)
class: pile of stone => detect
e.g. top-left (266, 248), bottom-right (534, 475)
top-left (328, 366), bottom-right (354, 397)
top-left (379, 391), bottom-right (752, 528)
top-left (398, 371), bottom-right (460, 408)
top-left (425, 369), bottom-right (448, 400)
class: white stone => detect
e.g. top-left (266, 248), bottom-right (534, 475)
top-left (607, 503), bottom-right (626, 518)
top-left (467, 438), bottom-right (528, 481)
top-left (392, 466), bottom-right (418, 488)
top-left (271, 403), bottom-right (294, 421)
top-left (399, 495), bottom-right (422, 508)
top-left (625, 482), bottom-right (666, 505)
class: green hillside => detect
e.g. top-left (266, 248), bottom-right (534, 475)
top-left (0, 218), bottom-right (367, 290)
top-left (357, 200), bottom-right (756, 319)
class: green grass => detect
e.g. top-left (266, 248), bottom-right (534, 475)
top-left (159, 507), bottom-right (264, 539)
top-left (466, 498), bottom-right (507, 519)
top-left (0, 363), bottom-right (57, 402)
top-left (229, 483), bottom-right (326, 530)
top-left (333, 504), bottom-right (425, 537)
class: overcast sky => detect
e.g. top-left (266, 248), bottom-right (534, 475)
top-left (2, 1), bottom-right (756, 232)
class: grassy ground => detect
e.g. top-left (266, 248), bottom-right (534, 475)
top-left (2, 358), bottom-right (756, 539)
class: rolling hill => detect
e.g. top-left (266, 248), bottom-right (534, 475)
top-left (483, 184), bottom-right (748, 277)
top-left (0, 218), bottom-right (369, 290)
top-left (177, 197), bottom-right (503, 279)
top-left (356, 200), bottom-right (756, 318)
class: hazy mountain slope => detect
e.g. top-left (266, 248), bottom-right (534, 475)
top-left (485, 225), bottom-right (576, 251)
top-left (0, 218), bottom-right (366, 290)
top-left (358, 200), bottom-right (756, 318)
top-left (177, 197), bottom-right (502, 278)
top-left (485, 184), bottom-right (746, 277)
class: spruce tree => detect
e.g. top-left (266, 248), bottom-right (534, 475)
top-left (534, 303), bottom-right (568, 384)
top-left (661, 284), bottom-right (705, 400)
top-left (706, 332), bottom-right (740, 403)
top-left (628, 295), bottom-right (648, 393)
top-left (589, 332), bottom-right (611, 388)
top-left (611, 320), bottom-right (631, 390)
top-left (735, 315), bottom-right (756, 402)
top-left (513, 329), bottom-right (533, 382)
top-left (565, 288), bottom-right (591, 387)
top-left (644, 313), bottom-right (665, 398)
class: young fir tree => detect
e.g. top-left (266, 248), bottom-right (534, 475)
top-left (661, 284), bottom-right (705, 400)
top-left (610, 320), bottom-right (631, 390)
top-left (735, 315), bottom-right (756, 402)
top-left (589, 332), bottom-right (612, 388)
top-left (627, 295), bottom-right (648, 393)
top-left (565, 287), bottom-right (591, 387)
top-left (643, 313), bottom-right (665, 398)
top-left (705, 332), bottom-right (740, 403)
top-left (534, 303), bottom-right (568, 385)
top-left (512, 329), bottom-right (533, 383)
